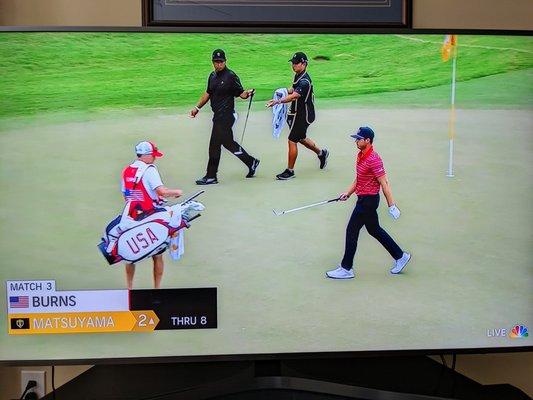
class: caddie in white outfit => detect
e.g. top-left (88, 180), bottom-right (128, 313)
top-left (121, 141), bottom-right (183, 289)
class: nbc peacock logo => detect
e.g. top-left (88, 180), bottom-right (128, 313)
top-left (509, 325), bottom-right (528, 339)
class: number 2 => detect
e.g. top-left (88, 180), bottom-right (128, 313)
top-left (138, 313), bottom-right (147, 327)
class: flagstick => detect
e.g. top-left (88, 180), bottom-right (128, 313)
top-left (447, 45), bottom-right (457, 178)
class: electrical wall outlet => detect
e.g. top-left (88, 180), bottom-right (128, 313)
top-left (21, 370), bottom-right (46, 399)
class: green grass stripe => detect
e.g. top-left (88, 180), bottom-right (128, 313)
top-left (1, 33), bottom-right (532, 118)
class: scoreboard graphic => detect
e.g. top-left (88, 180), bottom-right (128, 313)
top-left (6, 280), bottom-right (217, 335)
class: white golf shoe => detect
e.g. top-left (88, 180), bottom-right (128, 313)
top-left (326, 265), bottom-right (354, 279)
top-left (390, 252), bottom-right (411, 274)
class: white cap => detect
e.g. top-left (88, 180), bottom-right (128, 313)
top-left (135, 141), bottom-right (163, 157)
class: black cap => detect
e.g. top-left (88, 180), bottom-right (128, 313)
top-left (212, 49), bottom-right (226, 61)
top-left (350, 126), bottom-right (375, 141)
top-left (289, 51), bottom-right (308, 64)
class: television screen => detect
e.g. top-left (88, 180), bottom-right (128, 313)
top-left (0, 32), bottom-right (531, 362)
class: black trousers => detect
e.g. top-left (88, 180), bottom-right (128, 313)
top-left (341, 194), bottom-right (403, 269)
top-left (206, 116), bottom-right (254, 178)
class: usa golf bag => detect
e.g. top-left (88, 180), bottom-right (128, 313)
top-left (98, 200), bottom-right (204, 265)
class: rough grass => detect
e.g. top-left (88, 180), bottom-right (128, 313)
top-left (1, 33), bottom-right (532, 118)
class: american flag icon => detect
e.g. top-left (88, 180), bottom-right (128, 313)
top-left (124, 189), bottom-right (144, 201)
top-left (9, 296), bottom-right (29, 308)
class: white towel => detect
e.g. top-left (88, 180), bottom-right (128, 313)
top-left (272, 88), bottom-right (288, 139)
top-left (168, 201), bottom-right (205, 261)
top-left (170, 229), bottom-right (185, 261)
top-left (168, 203), bottom-right (185, 261)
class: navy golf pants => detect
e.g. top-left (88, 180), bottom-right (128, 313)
top-left (341, 194), bottom-right (403, 269)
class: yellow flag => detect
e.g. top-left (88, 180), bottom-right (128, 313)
top-left (441, 34), bottom-right (458, 62)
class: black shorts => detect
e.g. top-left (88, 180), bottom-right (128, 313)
top-left (287, 116), bottom-right (310, 143)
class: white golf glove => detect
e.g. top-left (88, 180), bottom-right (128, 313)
top-left (388, 204), bottom-right (401, 220)
top-left (339, 192), bottom-right (351, 201)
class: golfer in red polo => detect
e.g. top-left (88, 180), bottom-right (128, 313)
top-left (326, 126), bottom-right (411, 279)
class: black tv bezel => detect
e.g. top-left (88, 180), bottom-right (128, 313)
top-left (0, 345), bottom-right (531, 367)
top-left (0, 25), bottom-right (531, 366)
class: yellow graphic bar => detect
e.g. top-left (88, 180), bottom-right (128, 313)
top-left (131, 311), bottom-right (160, 332)
top-left (8, 311), bottom-right (158, 335)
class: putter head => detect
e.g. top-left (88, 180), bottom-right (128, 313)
top-left (272, 209), bottom-right (282, 216)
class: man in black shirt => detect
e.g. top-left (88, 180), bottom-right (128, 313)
top-left (190, 49), bottom-right (260, 185)
top-left (266, 52), bottom-right (329, 180)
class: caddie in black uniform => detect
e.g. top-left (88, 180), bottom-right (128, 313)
top-left (190, 49), bottom-right (260, 185)
top-left (266, 51), bottom-right (328, 180)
